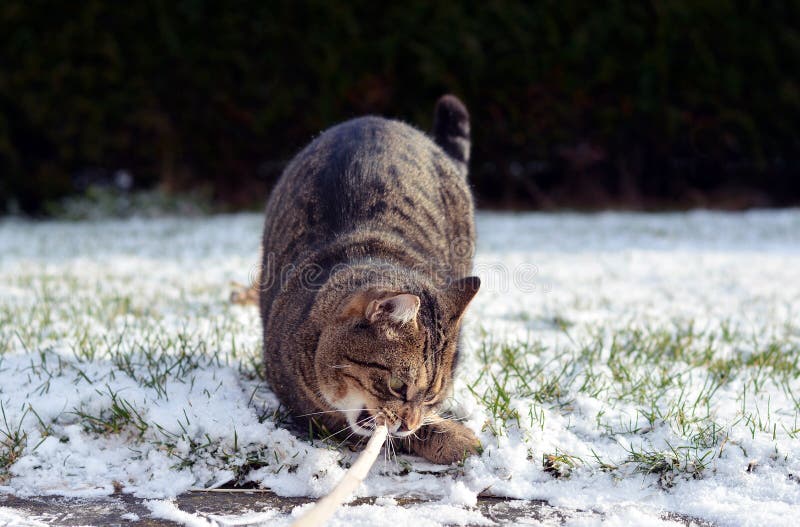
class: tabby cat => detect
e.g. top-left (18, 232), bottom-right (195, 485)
top-left (259, 95), bottom-right (480, 464)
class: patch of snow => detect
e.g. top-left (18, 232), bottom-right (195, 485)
top-left (0, 507), bottom-right (48, 527)
top-left (145, 499), bottom-right (216, 527)
top-left (1, 210), bottom-right (799, 526)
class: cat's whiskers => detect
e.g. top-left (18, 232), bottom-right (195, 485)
top-left (422, 411), bottom-right (466, 426)
top-left (297, 407), bottom-right (379, 418)
top-left (356, 414), bottom-right (379, 429)
top-left (329, 422), bottom-right (356, 440)
top-left (324, 411), bottom-right (376, 440)
top-left (429, 428), bottom-right (449, 434)
top-left (422, 413), bottom-right (445, 425)
top-left (388, 435), bottom-right (398, 466)
top-left (383, 432), bottom-right (395, 466)
top-left (333, 428), bottom-right (362, 449)
top-left (332, 413), bottom-right (379, 448)
top-left (352, 433), bottom-right (368, 451)
top-left (335, 413), bottom-right (377, 437)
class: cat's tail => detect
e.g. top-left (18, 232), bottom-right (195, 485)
top-left (433, 94), bottom-right (470, 177)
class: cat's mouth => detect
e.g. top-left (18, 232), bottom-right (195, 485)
top-left (343, 407), bottom-right (377, 436)
top-left (346, 407), bottom-right (416, 438)
top-left (357, 409), bottom-right (374, 429)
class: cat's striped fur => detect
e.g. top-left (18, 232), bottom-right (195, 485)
top-left (259, 95), bottom-right (480, 464)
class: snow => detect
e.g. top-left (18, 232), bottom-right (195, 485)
top-left (145, 499), bottom-right (217, 527)
top-left (0, 507), bottom-right (48, 527)
top-left (1, 210), bottom-right (799, 526)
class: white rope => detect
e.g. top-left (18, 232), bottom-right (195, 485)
top-left (290, 425), bottom-right (389, 527)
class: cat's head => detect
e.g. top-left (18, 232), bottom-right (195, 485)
top-left (315, 276), bottom-right (480, 437)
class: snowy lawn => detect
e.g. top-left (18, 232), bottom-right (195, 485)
top-left (0, 210), bottom-right (799, 526)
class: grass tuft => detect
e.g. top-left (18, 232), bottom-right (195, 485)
top-left (0, 402), bottom-right (28, 482)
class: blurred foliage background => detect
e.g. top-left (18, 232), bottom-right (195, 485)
top-left (1, 0), bottom-right (798, 214)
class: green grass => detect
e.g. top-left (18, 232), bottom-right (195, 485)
top-left (468, 321), bottom-right (800, 481)
top-left (0, 268), bottom-right (276, 482)
top-left (71, 386), bottom-right (150, 437)
top-left (2, 264), bottom-right (799, 490)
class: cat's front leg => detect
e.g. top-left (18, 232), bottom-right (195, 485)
top-left (403, 419), bottom-right (481, 465)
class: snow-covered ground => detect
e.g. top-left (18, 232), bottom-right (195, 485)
top-left (1, 210), bottom-right (799, 526)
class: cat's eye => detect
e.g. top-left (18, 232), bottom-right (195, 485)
top-left (389, 376), bottom-right (405, 391)
top-left (388, 376), bottom-right (410, 400)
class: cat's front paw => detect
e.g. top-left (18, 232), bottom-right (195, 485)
top-left (405, 419), bottom-right (481, 465)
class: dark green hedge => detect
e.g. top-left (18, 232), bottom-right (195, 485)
top-left (2, 1), bottom-right (799, 212)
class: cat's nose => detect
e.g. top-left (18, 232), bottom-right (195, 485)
top-left (399, 412), bottom-right (421, 432)
top-left (398, 417), bottom-right (419, 432)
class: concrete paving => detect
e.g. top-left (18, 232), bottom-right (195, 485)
top-left (1, 491), bottom-right (714, 526)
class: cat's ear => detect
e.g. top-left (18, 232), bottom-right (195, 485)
top-left (365, 294), bottom-right (420, 325)
top-left (445, 276), bottom-right (480, 320)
